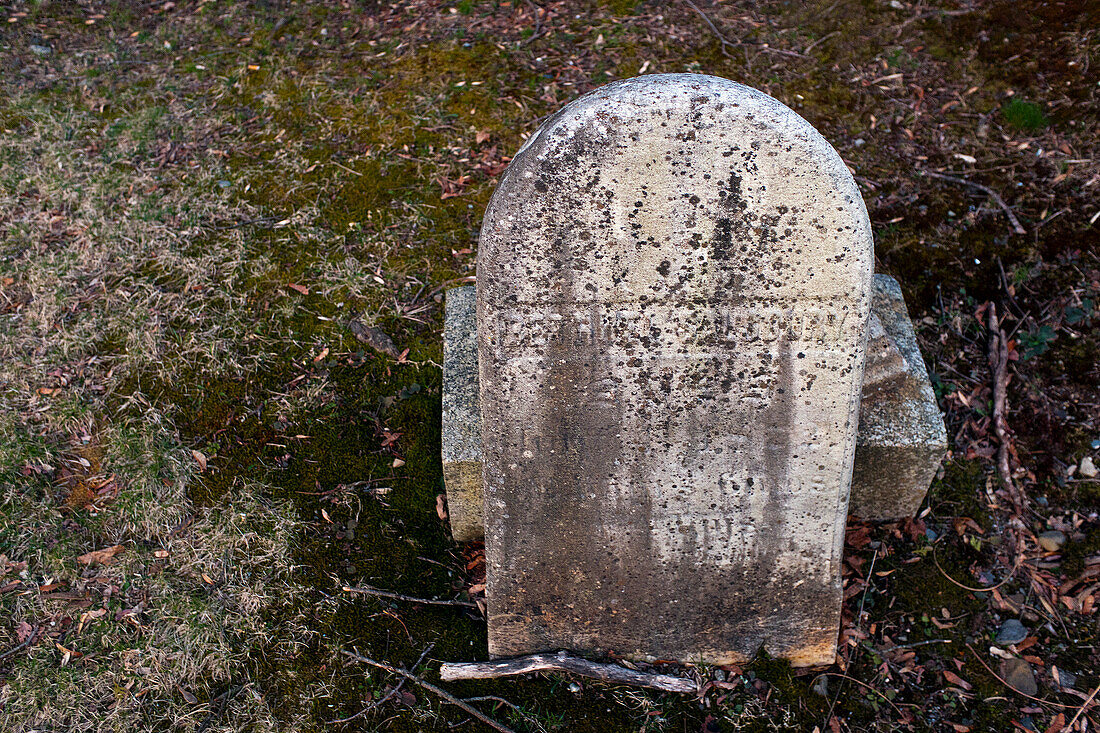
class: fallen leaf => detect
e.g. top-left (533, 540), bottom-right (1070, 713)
top-left (201, 573), bottom-right (214, 585)
top-left (475, 130), bottom-right (491, 145)
top-left (77, 545), bottom-right (125, 566)
top-left (436, 494), bottom-right (448, 521)
top-left (954, 153), bottom-right (977, 164)
top-left (15, 621), bottom-right (34, 642)
top-left (179, 687), bottom-right (198, 704)
top-left (154, 549), bottom-right (169, 559)
top-left (347, 321), bottom-right (401, 358)
top-left (943, 670), bottom-right (972, 690)
top-left (312, 346), bottom-right (329, 363)
top-left (321, 508), bottom-right (333, 523)
top-left (191, 450), bottom-right (207, 472)
top-left (286, 283), bottom-right (309, 295)
top-left (392, 458), bottom-right (405, 468)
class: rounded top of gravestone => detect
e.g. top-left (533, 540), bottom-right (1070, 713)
top-left (479, 73), bottom-right (872, 308)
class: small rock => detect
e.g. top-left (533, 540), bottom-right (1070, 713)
top-left (30, 44), bottom-right (52, 56)
top-left (995, 619), bottom-right (1029, 645)
top-left (1001, 658), bottom-right (1038, 697)
top-left (1038, 530), bottom-right (1066, 552)
top-left (1079, 456), bottom-right (1098, 478)
top-left (1053, 667), bottom-right (1077, 691)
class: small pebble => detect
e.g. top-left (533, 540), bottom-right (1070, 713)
top-left (30, 44), bottom-right (52, 56)
top-left (567, 682), bottom-right (582, 694)
top-left (995, 619), bottom-right (1028, 645)
top-left (1079, 456), bottom-right (1098, 478)
top-left (1038, 530), bottom-right (1066, 552)
top-left (1054, 667), bottom-right (1077, 690)
top-left (1001, 658), bottom-right (1038, 697)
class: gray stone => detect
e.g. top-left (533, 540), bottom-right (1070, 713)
top-left (848, 275), bottom-right (947, 520)
top-left (1053, 667), bottom-right (1077, 691)
top-left (442, 286), bottom-right (483, 542)
top-left (477, 74), bottom-right (873, 667)
top-left (1001, 658), bottom-right (1038, 697)
top-left (1079, 455), bottom-right (1097, 478)
top-left (995, 618), bottom-right (1029, 645)
top-left (1038, 530), bottom-right (1066, 552)
top-left (442, 274), bottom-right (946, 534)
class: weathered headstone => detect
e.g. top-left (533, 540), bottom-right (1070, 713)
top-left (442, 272), bottom-right (947, 534)
top-left (478, 74), bottom-right (873, 667)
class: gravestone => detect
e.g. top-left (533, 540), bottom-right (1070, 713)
top-left (443, 272), bottom-right (947, 537)
top-left (478, 74), bottom-right (873, 667)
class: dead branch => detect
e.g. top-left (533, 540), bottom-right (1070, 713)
top-left (439, 651), bottom-right (698, 693)
top-left (813, 672), bottom-right (909, 719)
top-left (933, 544), bottom-right (1018, 592)
top-left (326, 644), bottom-right (434, 725)
top-left (520, 0), bottom-right (544, 45)
top-left (1065, 680), bottom-right (1100, 732)
top-left (923, 170), bottom-right (1027, 235)
top-left (340, 649), bottom-right (518, 733)
top-left (342, 585), bottom-right (480, 609)
top-left (463, 696), bottom-right (549, 733)
top-left (965, 645), bottom-right (1076, 709)
top-left (0, 626), bottom-right (38, 661)
top-left (680, 0), bottom-right (806, 59)
top-left (803, 30), bottom-right (839, 55)
top-left (987, 304), bottom-right (1026, 507)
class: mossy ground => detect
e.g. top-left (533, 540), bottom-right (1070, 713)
top-left (1, 0), bottom-right (1098, 731)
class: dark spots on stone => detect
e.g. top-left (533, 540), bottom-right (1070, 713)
top-left (534, 179), bottom-right (548, 193)
top-left (657, 260), bottom-right (671, 277)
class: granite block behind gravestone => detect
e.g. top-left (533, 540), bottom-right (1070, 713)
top-left (442, 286), bottom-right (483, 542)
top-left (478, 75), bottom-right (874, 667)
top-left (850, 276), bottom-right (948, 519)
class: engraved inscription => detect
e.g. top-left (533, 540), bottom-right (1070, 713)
top-left (488, 301), bottom-right (851, 352)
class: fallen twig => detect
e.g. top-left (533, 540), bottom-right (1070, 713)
top-left (965, 644), bottom-right (1076, 709)
top-left (439, 650), bottom-right (697, 693)
top-left (680, 0), bottom-right (806, 58)
top-left (923, 170), bottom-right (1027, 235)
top-left (803, 30), bottom-right (839, 55)
top-left (196, 684), bottom-right (242, 733)
top-left (341, 585), bottom-right (480, 609)
top-left (0, 626), bottom-right (38, 661)
top-left (341, 649), bottom-right (518, 733)
top-left (932, 544), bottom-right (1019, 593)
top-left (326, 644), bottom-right (434, 725)
top-left (463, 696), bottom-right (549, 733)
top-left (987, 303), bottom-right (1026, 508)
top-left (814, 672), bottom-right (910, 720)
top-left (1064, 679), bottom-right (1100, 732)
top-left (520, 0), bottom-right (544, 45)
